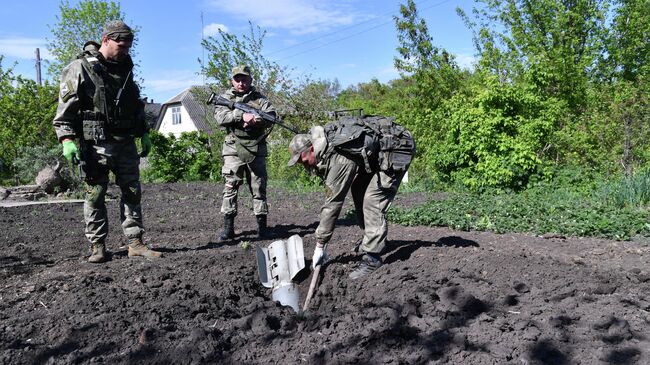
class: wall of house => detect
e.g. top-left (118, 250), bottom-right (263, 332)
top-left (157, 104), bottom-right (198, 137)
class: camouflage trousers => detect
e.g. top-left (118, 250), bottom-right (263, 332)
top-left (220, 154), bottom-right (268, 217)
top-left (351, 170), bottom-right (406, 255)
top-left (81, 138), bottom-right (144, 244)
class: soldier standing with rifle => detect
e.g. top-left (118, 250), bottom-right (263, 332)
top-left (53, 20), bottom-right (162, 263)
top-left (213, 65), bottom-right (276, 241)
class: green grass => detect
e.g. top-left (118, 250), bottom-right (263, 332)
top-left (387, 181), bottom-right (650, 241)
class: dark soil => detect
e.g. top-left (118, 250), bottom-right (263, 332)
top-left (1, 182), bottom-right (649, 365)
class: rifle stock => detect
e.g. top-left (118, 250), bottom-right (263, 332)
top-left (207, 92), bottom-right (301, 134)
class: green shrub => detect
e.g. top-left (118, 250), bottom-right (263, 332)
top-left (11, 145), bottom-right (81, 191)
top-left (142, 131), bottom-right (221, 183)
top-left (429, 76), bottom-right (565, 191)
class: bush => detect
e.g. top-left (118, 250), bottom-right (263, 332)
top-left (142, 131), bottom-right (221, 183)
top-left (11, 145), bottom-right (81, 192)
top-left (429, 75), bottom-right (565, 191)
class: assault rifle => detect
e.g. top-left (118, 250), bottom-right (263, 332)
top-left (207, 93), bottom-right (301, 134)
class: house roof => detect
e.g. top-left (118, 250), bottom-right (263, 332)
top-left (144, 102), bottom-right (163, 129)
top-left (154, 85), bottom-right (217, 133)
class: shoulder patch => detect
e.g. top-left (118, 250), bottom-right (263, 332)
top-left (59, 80), bottom-right (76, 102)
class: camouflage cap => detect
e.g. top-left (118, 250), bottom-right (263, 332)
top-left (287, 134), bottom-right (312, 166)
top-left (102, 20), bottom-right (134, 42)
top-left (231, 65), bottom-right (252, 78)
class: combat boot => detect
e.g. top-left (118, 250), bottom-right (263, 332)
top-left (127, 237), bottom-right (162, 258)
top-left (349, 253), bottom-right (382, 280)
top-left (88, 242), bottom-right (107, 263)
top-left (256, 215), bottom-right (269, 239)
top-left (217, 215), bottom-right (235, 242)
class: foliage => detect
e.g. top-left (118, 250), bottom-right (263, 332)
top-left (201, 23), bottom-right (343, 130)
top-left (46, 0), bottom-right (136, 78)
top-left (142, 131), bottom-right (221, 183)
top-left (265, 139), bottom-right (322, 190)
top-left (429, 74), bottom-right (565, 190)
top-left (602, 0), bottom-right (650, 82)
top-left (388, 181), bottom-right (650, 241)
top-left (11, 144), bottom-right (81, 191)
top-left (393, 0), bottom-right (466, 111)
top-left (461, 0), bottom-right (609, 111)
top-left (0, 58), bottom-right (59, 181)
top-left (599, 168), bottom-right (650, 209)
top-left (201, 23), bottom-right (291, 102)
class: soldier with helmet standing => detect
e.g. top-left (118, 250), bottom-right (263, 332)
top-left (213, 65), bottom-right (276, 242)
top-left (53, 20), bottom-right (162, 263)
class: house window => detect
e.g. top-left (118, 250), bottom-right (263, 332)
top-left (171, 106), bottom-right (182, 125)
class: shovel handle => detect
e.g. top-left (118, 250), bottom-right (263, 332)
top-left (302, 264), bottom-right (321, 311)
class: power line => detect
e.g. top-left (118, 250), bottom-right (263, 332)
top-left (267, 0), bottom-right (455, 61)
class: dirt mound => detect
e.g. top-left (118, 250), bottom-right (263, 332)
top-left (1, 182), bottom-right (649, 364)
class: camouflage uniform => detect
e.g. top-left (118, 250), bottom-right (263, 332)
top-left (52, 41), bottom-right (148, 246)
top-left (214, 87), bottom-right (275, 218)
top-left (314, 150), bottom-right (406, 255)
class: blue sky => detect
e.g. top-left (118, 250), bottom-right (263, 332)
top-left (0, 0), bottom-right (476, 103)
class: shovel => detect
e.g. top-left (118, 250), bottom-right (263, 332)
top-left (302, 263), bottom-right (321, 311)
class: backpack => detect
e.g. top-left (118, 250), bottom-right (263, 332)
top-left (324, 115), bottom-right (415, 174)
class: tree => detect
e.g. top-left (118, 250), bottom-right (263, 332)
top-left (46, 0), bottom-right (136, 78)
top-left (200, 23), bottom-right (342, 130)
top-left (603, 0), bottom-right (650, 82)
top-left (201, 23), bottom-right (293, 102)
top-left (461, 0), bottom-right (610, 111)
top-left (0, 57), bottom-right (58, 180)
top-left (393, 0), bottom-right (464, 110)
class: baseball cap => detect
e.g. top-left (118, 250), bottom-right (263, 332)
top-left (287, 134), bottom-right (312, 166)
top-left (231, 65), bottom-right (251, 78)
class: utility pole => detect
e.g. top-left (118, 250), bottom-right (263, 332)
top-left (35, 48), bottom-right (42, 86)
top-left (201, 11), bottom-right (205, 85)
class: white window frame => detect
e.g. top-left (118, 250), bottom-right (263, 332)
top-left (171, 106), bottom-right (182, 125)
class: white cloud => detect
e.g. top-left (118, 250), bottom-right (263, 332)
top-left (0, 37), bottom-right (52, 60)
top-left (203, 23), bottom-right (228, 37)
top-left (207, 0), bottom-right (358, 34)
top-left (143, 69), bottom-right (204, 102)
top-left (454, 53), bottom-right (477, 70)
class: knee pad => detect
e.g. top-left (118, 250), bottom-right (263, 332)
top-left (121, 181), bottom-right (142, 205)
top-left (85, 183), bottom-right (107, 206)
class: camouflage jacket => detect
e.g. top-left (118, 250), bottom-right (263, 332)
top-left (52, 42), bottom-right (147, 142)
top-left (213, 87), bottom-right (275, 160)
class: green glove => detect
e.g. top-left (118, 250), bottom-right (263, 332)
top-left (62, 140), bottom-right (80, 163)
top-left (140, 132), bottom-right (152, 157)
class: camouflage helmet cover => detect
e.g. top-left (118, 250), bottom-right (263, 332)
top-left (231, 65), bottom-right (252, 78)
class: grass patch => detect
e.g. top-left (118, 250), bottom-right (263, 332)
top-left (388, 181), bottom-right (650, 240)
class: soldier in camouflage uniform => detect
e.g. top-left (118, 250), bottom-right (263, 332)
top-left (213, 65), bottom-right (276, 241)
top-left (53, 20), bottom-right (162, 263)
top-left (287, 126), bottom-right (409, 279)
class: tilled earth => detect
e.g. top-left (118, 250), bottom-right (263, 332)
top-left (1, 182), bottom-right (649, 365)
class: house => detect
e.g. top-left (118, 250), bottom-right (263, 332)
top-left (143, 98), bottom-right (163, 130)
top-left (154, 86), bottom-right (216, 137)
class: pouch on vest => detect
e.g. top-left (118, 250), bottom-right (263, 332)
top-left (324, 116), bottom-right (379, 173)
top-left (82, 120), bottom-right (106, 142)
top-left (370, 117), bottom-right (416, 172)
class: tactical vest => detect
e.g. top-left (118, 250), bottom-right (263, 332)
top-left (225, 90), bottom-right (272, 163)
top-left (77, 42), bottom-right (146, 141)
top-left (324, 116), bottom-right (416, 174)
